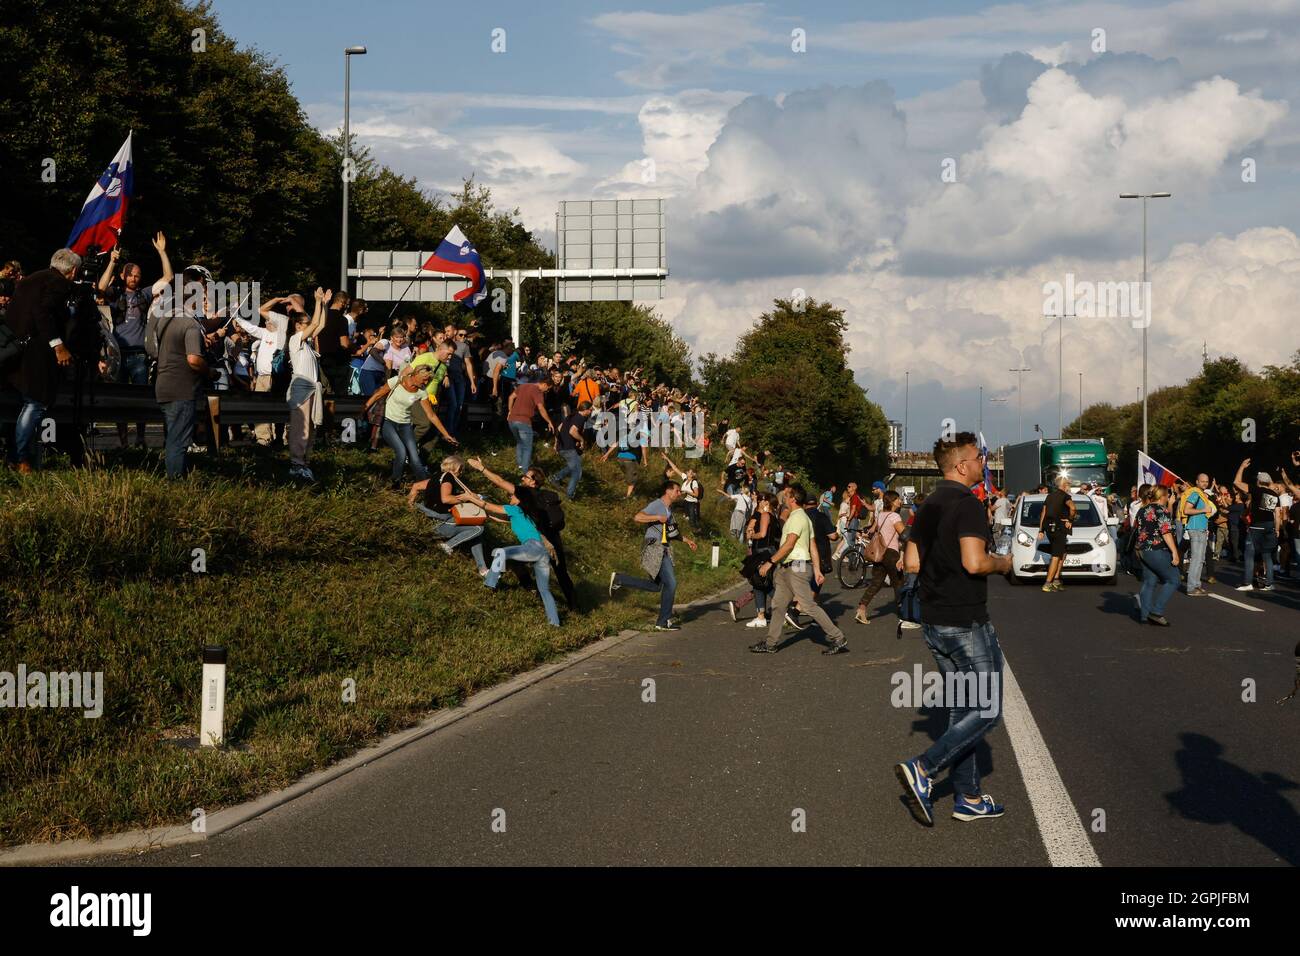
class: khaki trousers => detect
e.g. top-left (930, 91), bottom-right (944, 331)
top-left (765, 563), bottom-right (844, 648)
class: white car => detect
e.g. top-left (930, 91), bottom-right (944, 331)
top-left (1002, 493), bottom-right (1119, 584)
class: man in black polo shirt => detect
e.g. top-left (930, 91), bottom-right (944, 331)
top-left (1038, 475), bottom-right (1076, 592)
top-left (895, 431), bottom-right (1012, 827)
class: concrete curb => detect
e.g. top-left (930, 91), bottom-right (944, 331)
top-left (0, 580), bottom-right (743, 866)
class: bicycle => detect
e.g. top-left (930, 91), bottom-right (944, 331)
top-left (837, 540), bottom-right (872, 589)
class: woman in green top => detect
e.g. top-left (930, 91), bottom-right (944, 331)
top-left (363, 363), bottom-right (457, 487)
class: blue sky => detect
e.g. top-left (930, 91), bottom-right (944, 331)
top-left (210, 0), bottom-right (1300, 452)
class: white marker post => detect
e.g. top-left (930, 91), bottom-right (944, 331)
top-left (711, 545), bottom-right (720, 568)
top-left (200, 645), bottom-right (227, 747)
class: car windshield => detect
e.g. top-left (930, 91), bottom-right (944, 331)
top-left (1046, 464), bottom-right (1109, 488)
top-left (1019, 497), bottom-right (1102, 528)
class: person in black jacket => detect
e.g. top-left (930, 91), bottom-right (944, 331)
top-left (4, 249), bottom-right (80, 472)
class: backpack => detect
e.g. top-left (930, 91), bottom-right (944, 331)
top-left (0, 319), bottom-right (27, 372)
top-left (536, 488), bottom-right (566, 533)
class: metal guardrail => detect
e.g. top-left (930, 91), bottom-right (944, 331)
top-left (0, 383), bottom-right (370, 453)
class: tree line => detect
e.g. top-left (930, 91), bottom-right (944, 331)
top-left (1065, 354), bottom-right (1300, 487)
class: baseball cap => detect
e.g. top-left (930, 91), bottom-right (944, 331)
top-left (872, 480), bottom-right (887, 491)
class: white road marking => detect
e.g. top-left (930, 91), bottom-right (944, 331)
top-left (1001, 658), bottom-right (1101, 867)
top-left (1207, 593), bottom-right (1265, 613)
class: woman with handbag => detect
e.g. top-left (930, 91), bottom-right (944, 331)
top-left (729, 494), bottom-right (782, 627)
top-left (407, 454), bottom-right (488, 574)
top-left (855, 490), bottom-right (906, 624)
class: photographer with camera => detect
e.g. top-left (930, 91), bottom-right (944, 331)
top-left (4, 248), bottom-right (81, 473)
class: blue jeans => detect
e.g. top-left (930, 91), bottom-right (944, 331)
top-left (484, 539), bottom-right (559, 626)
top-left (614, 550), bottom-right (677, 627)
top-left (1138, 548), bottom-right (1180, 618)
top-left (382, 420), bottom-right (427, 482)
top-left (415, 504), bottom-right (487, 571)
top-left (11, 395), bottom-right (47, 466)
top-left (121, 351), bottom-right (149, 386)
top-left (552, 448), bottom-right (582, 498)
top-left (508, 420), bottom-right (534, 472)
top-left (446, 374), bottom-right (467, 435)
top-left (916, 621), bottom-right (1004, 799)
top-left (1242, 526), bottom-right (1277, 588)
top-left (161, 398), bottom-right (198, 479)
top-left (1185, 528), bottom-right (1208, 591)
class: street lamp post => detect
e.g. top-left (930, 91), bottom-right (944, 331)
top-left (1009, 363), bottom-right (1031, 442)
top-left (1119, 191), bottom-right (1171, 454)
top-left (1045, 311), bottom-right (1076, 439)
top-left (904, 371), bottom-right (909, 452)
top-left (1078, 371), bottom-right (1083, 426)
top-left (341, 46), bottom-right (368, 293)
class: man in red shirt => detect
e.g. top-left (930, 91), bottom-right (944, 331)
top-left (507, 378), bottom-right (556, 472)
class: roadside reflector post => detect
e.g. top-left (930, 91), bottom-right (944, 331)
top-left (711, 545), bottom-right (720, 568)
top-left (201, 645), bottom-right (228, 748)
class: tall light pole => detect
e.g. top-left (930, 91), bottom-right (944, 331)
top-left (1078, 371), bottom-right (1083, 426)
top-left (990, 396), bottom-right (1009, 483)
top-left (1119, 191), bottom-right (1171, 454)
top-left (341, 46), bottom-right (368, 293)
top-left (1010, 363), bottom-right (1031, 442)
top-left (1045, 310), bottom-right (1075, 439)
top-left (904, 371), bottom-right (910, 452)
top-left (978, 384), bottom-right (983, 437)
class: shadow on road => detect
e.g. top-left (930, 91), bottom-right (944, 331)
top-left (1164, 731), bottom-right (1300, 866)
top-left (1098, 590), bottom-right (1138, 618)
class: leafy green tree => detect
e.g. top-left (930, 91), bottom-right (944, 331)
top-left (557, 302), bottom-right (693, 389)
top-left (700, 298), bottom-right (891, 488)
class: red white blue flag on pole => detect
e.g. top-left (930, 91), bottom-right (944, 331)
top-left (1138, 450), bottom-right (1181, 488)
top-left (979, 431), bottom-right (994, 496)
top-left (421, 225), bottom-right (487, 308)
top-left (67, 131), bottom-right (133, 256)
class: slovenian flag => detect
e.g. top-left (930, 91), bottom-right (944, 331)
top-left (1138, 450), bottom-right (1182, 488)
top-left (67, 132), bottom-right (133, 256)
top-left (421, 225), bottom-right (487, 308)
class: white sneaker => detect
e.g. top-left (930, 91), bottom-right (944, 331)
top-left (746, 616), bottom-right (768, 628)
top-left (1236, 584), bottom-right (1255, 592)
top-left (609, 572), bottom-right (621, 597)
top-left (899, 621), bottom-right (922, 630)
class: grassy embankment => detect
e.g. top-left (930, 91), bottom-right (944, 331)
top-left (0, 434), bottom-right (744, 846)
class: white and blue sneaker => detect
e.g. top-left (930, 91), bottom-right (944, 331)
top-left (952, 794), bottom-right (1005, 822)
top-left (895, 758), bottom-right (934, 826)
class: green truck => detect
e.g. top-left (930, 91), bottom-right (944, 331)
top-left (1003, 438), bottom-right (1110, 495)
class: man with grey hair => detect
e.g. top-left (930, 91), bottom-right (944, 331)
top-left (3, 249), bottom-right (80, 472)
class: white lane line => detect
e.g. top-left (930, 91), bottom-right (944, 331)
top-left (1207, 593), bottom-right (1265, 613)
top-left (1001, 658), bottom-right (1101, 867)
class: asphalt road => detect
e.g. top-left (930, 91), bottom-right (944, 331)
top-left (68, 556), bottom-right (1300, 867)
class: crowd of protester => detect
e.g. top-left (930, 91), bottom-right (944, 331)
top-left (4, 247), bottom-right (1298, 640)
